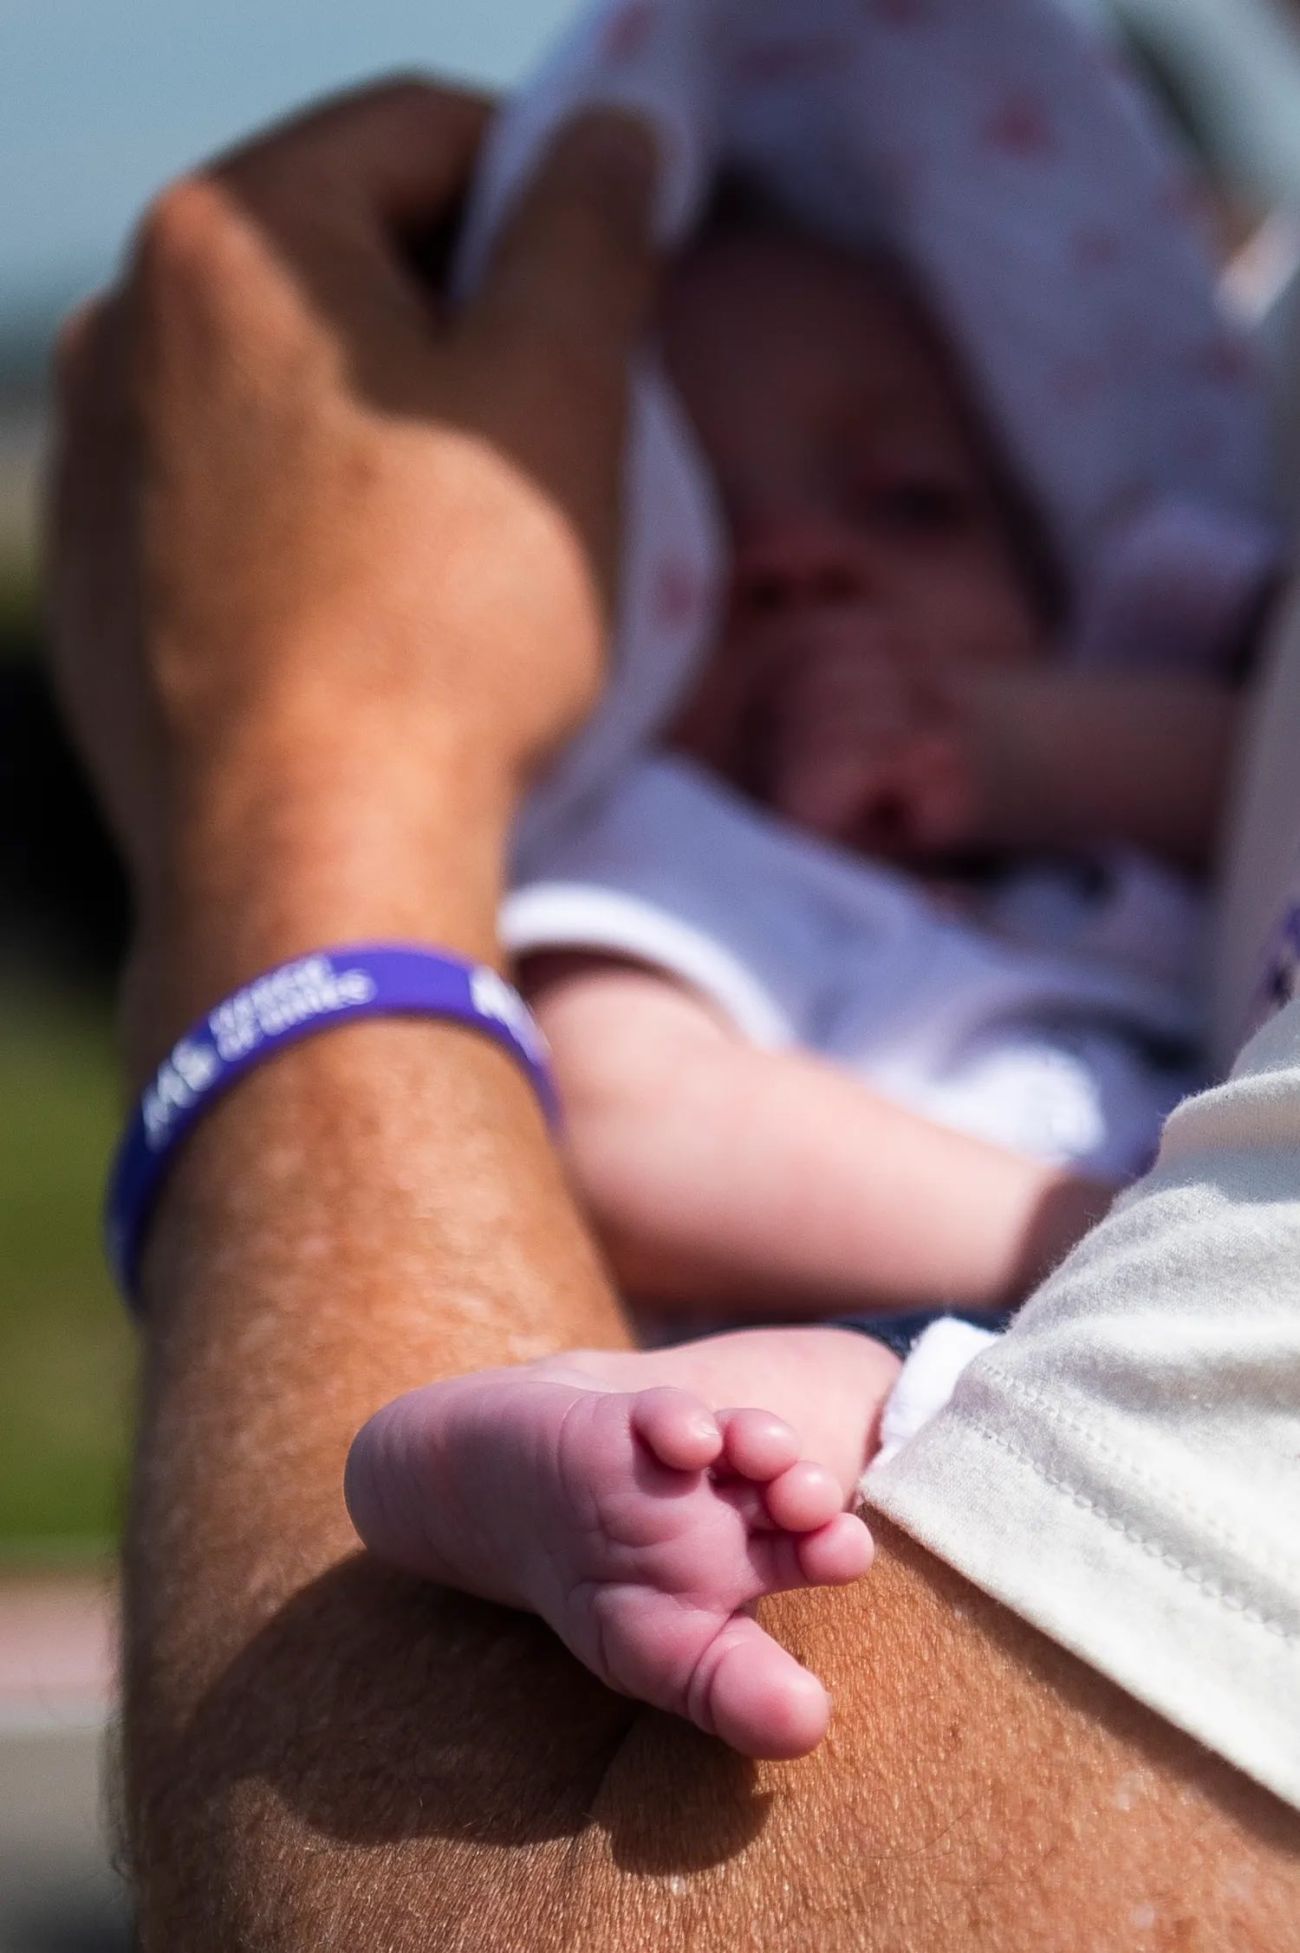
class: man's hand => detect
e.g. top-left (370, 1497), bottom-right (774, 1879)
top-left (48, 79), bottom-right (657, 975)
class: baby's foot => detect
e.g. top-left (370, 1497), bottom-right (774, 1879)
top-left (345, 1368), bottom-right (873, 1758)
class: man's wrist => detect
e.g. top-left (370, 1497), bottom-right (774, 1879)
top-left (125, 723), bottom-right (518, 1083)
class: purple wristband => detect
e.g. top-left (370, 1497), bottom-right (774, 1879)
top-left (105, 944), bottom-right (558, 1303)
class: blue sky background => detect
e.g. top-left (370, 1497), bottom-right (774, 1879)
top-left (9, 0), bottom-right (1300, 342)
top-left (1, 0), bottom-right (576, 329)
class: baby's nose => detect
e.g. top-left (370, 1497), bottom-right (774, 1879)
top-left (729, 516), bottom-right (871, 616)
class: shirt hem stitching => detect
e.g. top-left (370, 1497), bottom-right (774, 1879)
top-left (925, 1406), bottom-right (1298, 1643)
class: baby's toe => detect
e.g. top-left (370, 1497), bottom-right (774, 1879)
top-left (765, 1459), bottom-right (844, 1532)
top-left (631, 1387), bottom-right (723, 1471)
top-left (716, 1408), bottom-right (802, 1481)
top-left (796, 1511), bottom-right (874, 1586)
top-left (693, 1616), bottom-right (831, 1759)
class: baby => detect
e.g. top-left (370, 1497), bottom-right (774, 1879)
top-left (344, 199), bottom-right (1245, 1762)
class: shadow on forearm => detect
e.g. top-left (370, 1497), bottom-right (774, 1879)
top-left (125, 1537), bottom-right (1300, 1951)
top-left (163, 1553), bottom-right (770, 1870)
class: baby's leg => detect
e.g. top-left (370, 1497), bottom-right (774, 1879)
top-left (345, 1326), bottom-right (898, 1759)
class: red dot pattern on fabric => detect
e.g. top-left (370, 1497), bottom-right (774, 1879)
top-left (1096, 479), bottom-right (1158, 534)
top-left (870, 0), bottom-right (930, 26)
top-left (1051, 355), bottom-right (1109, 410)
top-left (652, 559), bottom-right (704, 632)
top-left (1156, 174), bottom-right (1206, 228)
top-left (1073, 226), bottom-right (1122, 271)
top-left (1106, 322), bottom-right (1151, 371)
top-left (1193, 334), bottom-right (1253, 389)
top-left (1181, 425), bottom-right (1222, 467)
top-left (982, 92), bottom-right (1057, 161)
top-left (861, 145), bottom-right (924, 214)
top-left (732, 37), bottom-right (851, 84)
top-left (601, 1), bottom-right (657, 65)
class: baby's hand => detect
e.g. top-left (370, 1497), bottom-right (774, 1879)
top-left (762, 628), bottom-right (980, 858)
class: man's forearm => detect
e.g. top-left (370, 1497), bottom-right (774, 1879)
top-left (124, 1013), bottom-right (638, 1943)
top-left (120, 767), bottom-right (642, 1943)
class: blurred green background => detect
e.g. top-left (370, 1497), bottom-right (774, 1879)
top-left (0, 565), bottom-right (129, 1552)
top-left (0, 978), bottom-right (125, 1550)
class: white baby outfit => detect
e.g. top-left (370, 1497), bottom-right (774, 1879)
top-left (507, 756), bottom-right (1201, 1178)
top-left (456, 0), bottom-right (1278, 1180)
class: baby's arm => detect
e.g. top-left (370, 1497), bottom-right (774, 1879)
top-left (525, 954), bottom-right (1112, 1318)
top-left (957, 668), bottom-right (1241, 872)
top-left (758, 652), bottom-right (1241, 874)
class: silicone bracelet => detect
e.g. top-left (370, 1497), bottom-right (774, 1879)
top-left (105, 944), bottom-right (558, 1302)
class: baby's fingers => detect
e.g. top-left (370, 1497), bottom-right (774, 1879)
top-left (769, 741), bottom-right (885, 840)
top-left (853, 731), bottom-right (975, 858)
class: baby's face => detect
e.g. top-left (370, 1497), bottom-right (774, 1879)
top-left (659, 223), bottom-right (1046, 806)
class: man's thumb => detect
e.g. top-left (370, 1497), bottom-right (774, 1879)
top-left (468, 109), bottom-right (660, 365)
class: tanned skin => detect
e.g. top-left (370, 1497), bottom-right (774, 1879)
top-left (49, 78), bottom-right (1299, 1952)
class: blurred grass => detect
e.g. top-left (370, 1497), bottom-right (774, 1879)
top-left (0, 979), bottom-right (132, 1554)
top-left (0, 565), bottom-right (37, 643)
top-left (0, 491), bottom-right (133, 1559)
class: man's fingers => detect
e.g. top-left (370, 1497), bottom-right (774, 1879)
top-left (49, 292), bottom-right (133, 509)
top-left (52, 298), bottom-right (105, 397)
top-left (469, 109), bottom-right (660, 367)
top-left (215, 75), bottom-right (493, 230)
top-left (457, 110), bottom-right (659, 613)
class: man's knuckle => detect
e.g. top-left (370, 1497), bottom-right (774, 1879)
top-left (133, 176), bottom-right (229, 283)
top-left (357, 70), bottom-right (495, 136)
top-left (360, 71), bottom-right (440, 115)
